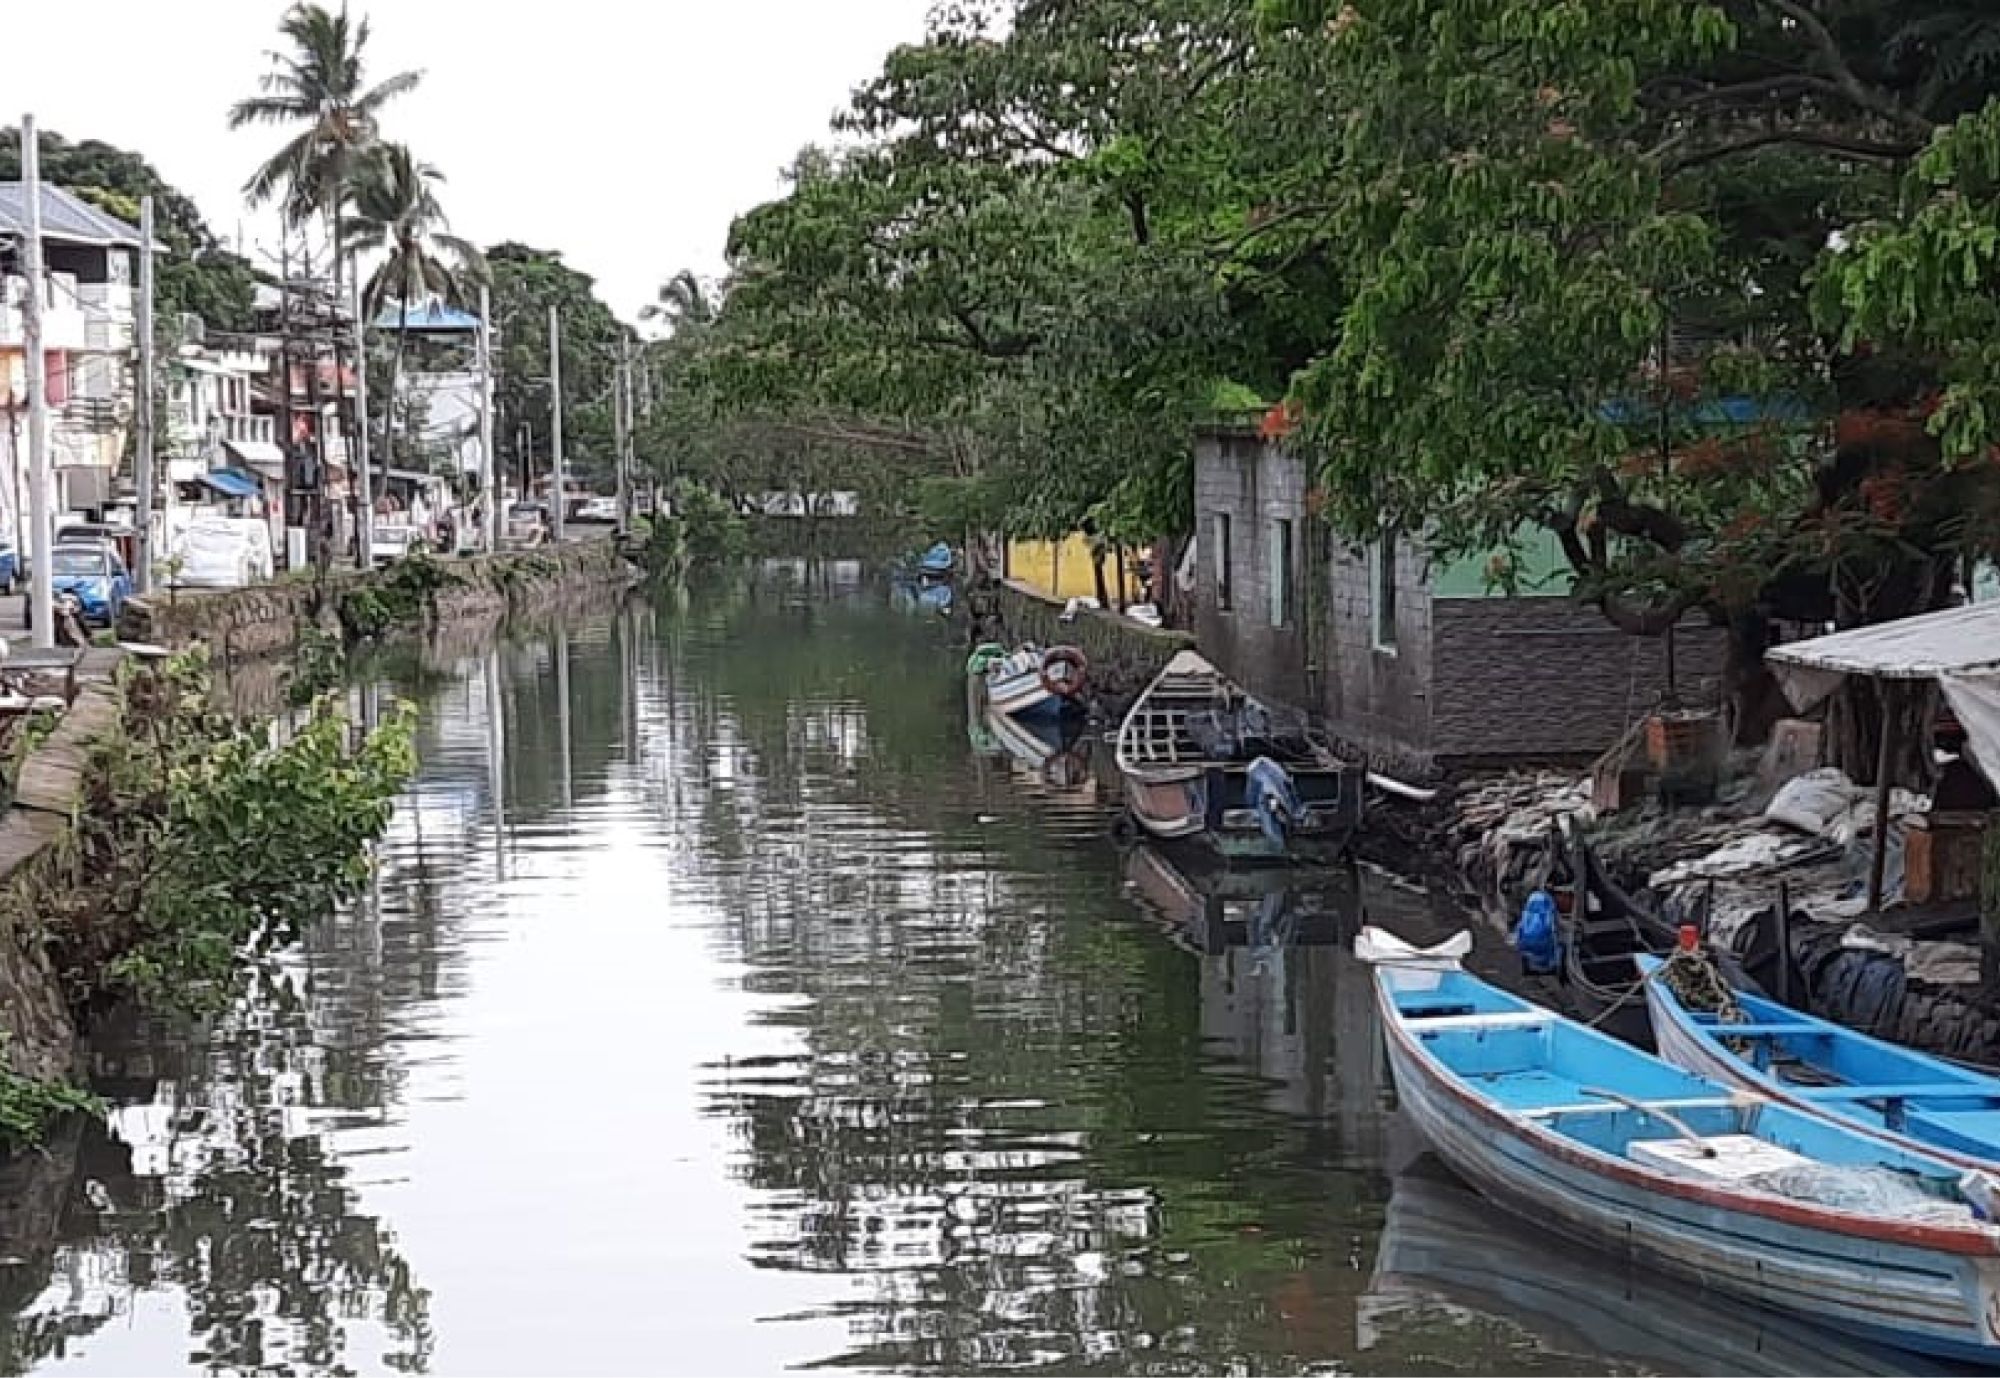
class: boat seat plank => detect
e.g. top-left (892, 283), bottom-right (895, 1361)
top-left (1405, 1012), bottom-right (1551, 1035)
top-left (1794, 1082), bottom-right (1999, 1103)
top-left (1524, 1095), bottom-right (1755, 1120)
top-left (1702, 1023), bottom-right (1831, 1038)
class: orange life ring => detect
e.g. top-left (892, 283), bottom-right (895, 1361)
top-left (1039, 645), bottom-right (1089, 699)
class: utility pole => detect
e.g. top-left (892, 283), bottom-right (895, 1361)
top-left (20, 116), bottom-right (53, 649)
top-left (478, 283), bottom-right (498, 552)
top-left (613, 341), bottom-right (630, 536)
top-left (547, 304), bottom-right (565, 544)
top-left (278, 240), bottom-right (297, 571)
top-left (349, 273), bottom-right (374, 569)
top-left (134, 195), bottom-right (156, 595)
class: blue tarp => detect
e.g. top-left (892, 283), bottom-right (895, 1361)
top-left (1598, 395), bottom-right (1813, 426)
top-left (374, 300), bottom-right (481, 334)
top-left (199, 468), bottom-right (260, 499)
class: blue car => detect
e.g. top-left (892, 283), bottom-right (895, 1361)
top-left (48, 544), bottom-right (132, 626)
top-left (0, 541), bottom-right (16, 596)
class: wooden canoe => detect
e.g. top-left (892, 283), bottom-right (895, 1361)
top-left (1114, 650), bottom-right (1360, 862)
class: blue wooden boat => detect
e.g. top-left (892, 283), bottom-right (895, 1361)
top-left (1362, 926), bottom-right (2000, 1364)
top-left (1361, 1161), bottom-right (1964, 1376)
top-left (1640, 951), bottom-right (2000, 1174)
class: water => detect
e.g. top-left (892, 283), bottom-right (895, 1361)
top-left (0, 564), bottom-right (1934, 1376)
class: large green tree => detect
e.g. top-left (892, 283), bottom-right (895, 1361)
top-left (0, 128), bottom-right (258, 333)
top-left (484, 243), bottom-right (628, 489)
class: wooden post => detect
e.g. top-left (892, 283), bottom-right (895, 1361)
top-left (1776, 880), bottom-right (1792, 1005)
top-left (1867, 679), bottom-right (1898, 914)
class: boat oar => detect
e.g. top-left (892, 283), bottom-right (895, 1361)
top-left (1578, 1086), bottom-right (1719, 1158)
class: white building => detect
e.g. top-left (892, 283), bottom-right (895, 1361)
top-left (0, 183), bottom-right (150, 540)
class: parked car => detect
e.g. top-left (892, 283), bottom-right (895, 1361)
top-left (0, 540), bottom-right (18, 595)
top-left (575, 496), bottom-right (619, 524)
top-left (45, 545), bottom-right (132, 626)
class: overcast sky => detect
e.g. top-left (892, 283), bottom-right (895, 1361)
top-left (9, 0), bottom-right (935, 321)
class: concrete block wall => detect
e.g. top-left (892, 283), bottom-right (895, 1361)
top-left (1429, 601), bottom-right (1726, 763)
top-left (1192, 429), bottom-right (1725, 772)
top-left (1322, 537), bottom-right (1436, 775)
top-left (1192, 432), bottom-right (1315, 712)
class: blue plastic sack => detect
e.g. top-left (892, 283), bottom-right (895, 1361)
top-left (1514, 889), bottom-right (1559, 974)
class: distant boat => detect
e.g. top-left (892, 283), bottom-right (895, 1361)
top-left (1363, 925), bottom-right (2000, 1365)
top-left (1641, 951), bottom-right (2000, 1173)
top-left (1361, 1161), bottom-right (1962, 1376)
top-left (917, 542), bottom-right (954, 579)
top-left (1114, 650), bottom-right (1361, 863)
top-left (966, 642), bottom-right (1087, 720)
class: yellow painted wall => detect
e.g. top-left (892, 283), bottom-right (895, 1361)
top-left (1005, 535), bottom-right (1144, 602)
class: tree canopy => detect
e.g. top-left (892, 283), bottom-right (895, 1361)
top-left (660, 0), bottom-right (2000, 673)
top-left (0, 127), bottom-right (259, 333)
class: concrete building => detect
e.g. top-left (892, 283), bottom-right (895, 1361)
top-left (1193, 424), bottom-right (1723, 774)
top-left (0, 183), bottom-right (151, 534)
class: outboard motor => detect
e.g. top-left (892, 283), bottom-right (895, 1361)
top-left (1245, 756), bottom-right (1302, 849)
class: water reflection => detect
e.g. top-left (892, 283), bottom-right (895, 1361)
top-left (0, 561), bottom-right (1867, 1375)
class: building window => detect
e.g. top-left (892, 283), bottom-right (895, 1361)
top-left (1371, 527), bottom-right (1398, 652)
top-left (1213, 513), bottom-right (1233, 611)
top-left (1269, 518), bottom-right (1293, 627)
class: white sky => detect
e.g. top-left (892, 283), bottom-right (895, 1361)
top-left (8, 0), bottom-right (936, 321)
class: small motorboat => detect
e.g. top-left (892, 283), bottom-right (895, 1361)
top-left (1114, 650), bottom-right (1361, 863)
top-left (1362, 925), bottom-right (2000, 1365)
top-left (966, 642), bottom-right (1088, 720)
top-left (1641, 950), bottom-right (2000, 1173)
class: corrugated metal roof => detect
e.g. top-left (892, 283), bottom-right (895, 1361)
top-left (1766, 602), bottom-right (2000, 680)
top-left (0, 183), bottom-right (151, 248)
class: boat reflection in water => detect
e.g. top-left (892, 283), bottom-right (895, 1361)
top-left (966, 684), bottom-right (1100, 799)
top-left (1122, 841), bottom-right (1356, 956)
top-left (1359, 1160), bottom-right (1967, 1378)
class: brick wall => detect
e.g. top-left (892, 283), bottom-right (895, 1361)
top-left (1430, 600), bottom-right (1726, 763)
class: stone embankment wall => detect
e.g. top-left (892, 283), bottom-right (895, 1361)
top-left (0, 673), bottom-right (124, 1083)
top-left (983, 579), bottom-right (1192, 715)
top-left (121, 540), bottom-right (634, 659)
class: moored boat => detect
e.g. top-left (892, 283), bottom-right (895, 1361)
top-left (1363, 926), bottom-right (2000, 1364)
top-left (1114, 650), bottom-right (1361, 863)
top-left (1641, 950), bottom-right (2000, 1173)
top-left (966, 642), bottom-right (1088, 720)
top-left (1361, 1160), bottom-right (1959, 1376)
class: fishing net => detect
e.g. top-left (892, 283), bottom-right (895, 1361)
top-left (1658, 948), bottom-right (1743, 1023)
top-left (1741, 1165), bottom-right (1974, 1224)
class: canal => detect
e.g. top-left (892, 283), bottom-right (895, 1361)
top-left (0, 565), bottom-right (1937, 1376)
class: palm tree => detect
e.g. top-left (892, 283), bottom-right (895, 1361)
top-left (229, 3), bottom-right (423, 235)
top-left (230, 3), bottom-right (422, 564)
top-left (342, 143), bottom-right (485, 493)
top-left (641, 270), bottom-right (716, 333)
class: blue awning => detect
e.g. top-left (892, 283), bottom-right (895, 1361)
top-left (199, 468), bottom-right (261, 499)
